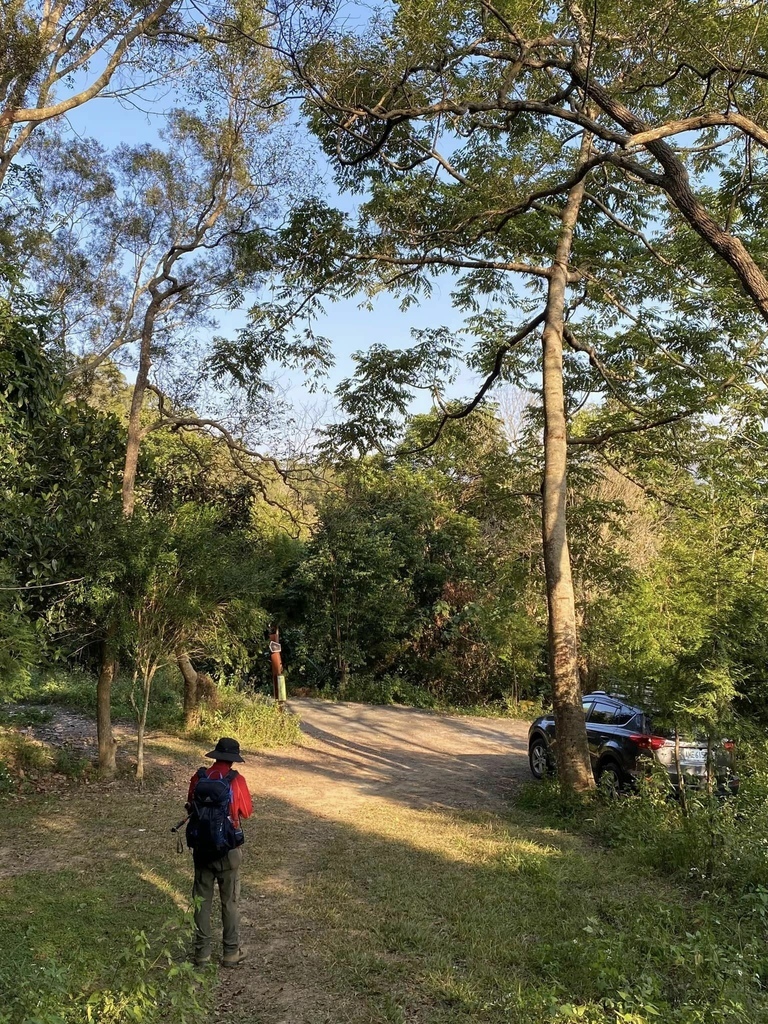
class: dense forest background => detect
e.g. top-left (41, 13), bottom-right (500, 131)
top-left (8, 4), bottom-right (768, 1023)
top-left (4, 0), bottom-right (768, 778)
top-left (6, 249), bottom-right (768, 747)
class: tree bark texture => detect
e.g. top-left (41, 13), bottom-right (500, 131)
top-left (96, 637), bottom-right (118, 776)
top-left (541, 132), bottom-right (595, 793)
top-left (178, 651), bottom-right (200, 727)
top-left (121, 301), bottom-right (159, 517)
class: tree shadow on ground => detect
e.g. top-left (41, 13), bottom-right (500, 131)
top-left (230, 792), bottom-right (762, 1024)
top-left (291, 698), bottom-right (531, 753)
top-left (2, 761), bottom-right (764, 1024)
top-left (257, 719), bottom-right (526, 814)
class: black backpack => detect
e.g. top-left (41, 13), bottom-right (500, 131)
top-left (186, 768), bottom-right (243, 865)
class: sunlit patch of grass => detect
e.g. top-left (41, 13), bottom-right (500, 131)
top-left (3, 704), bottom-right (766, 1024)
top-left (186, 688), bottom-right (302, 749)
top-left (0, 729), bottom-right (53, 774)
top-left (277, 803), bottom-right (768, 1024)
top-left (1, 860), bottom-right (186, 973)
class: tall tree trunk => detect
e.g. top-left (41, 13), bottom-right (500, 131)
top-left (122, 302), bottom-right (158, 517)
top-left (541, 132), bottom-right (595, 793)
top-left (101, 301), bottom-right (159, 769)
top-left (95, 312), bottom-right (154, 772)
top-left (97, 632), bottom-right (118, 776)
top-left (178, 651), bottom-right (199, 727)
top-left (132, 663), bottom-right (156, 790)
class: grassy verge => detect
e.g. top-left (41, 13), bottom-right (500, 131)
top-left (274, 798), bottom-right (768, 1024)
top-left (4, 762), bottom-right (768, 1023)
top-left (0, 740), bottom-right (214, 1023)
top-left (518, 754), bottom-right (768, 894)
top-left (5, 665), bottom-right (302, 749)
top-left (186, 687), bottom-right (303, 748)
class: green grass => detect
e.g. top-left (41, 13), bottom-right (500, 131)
top-left (28, 664), bottom-right (187, 729)
top-left (15, 664), bottom-right (302, 750)
top-left (0, 705), bottom-right (54, 726)
top-left (3, 678), bottom-right (767, 1023)
top-left (281, 802), bottom-right (768, 1024)
top-left (4, 764), bottom-right (768, 1023)
top-left (0, 755), bottom-right (214, 1023)
top-left (186, 686), bottom-right (303, 748)
top-left (295, 680), bottom-right (543, 721)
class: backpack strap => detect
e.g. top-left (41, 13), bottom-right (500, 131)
top-left (197, 767), bottom-right (209, 780)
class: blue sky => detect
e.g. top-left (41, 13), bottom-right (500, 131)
top-left (60, 90), bottom-right (483, 419)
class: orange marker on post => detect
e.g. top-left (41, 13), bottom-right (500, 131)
top-left (268, 625), bottom-right (285, 704)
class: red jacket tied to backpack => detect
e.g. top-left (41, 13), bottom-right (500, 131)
top-left (188, 761), bottom-right (253, 827)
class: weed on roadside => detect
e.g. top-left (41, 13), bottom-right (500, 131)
top-left (186, 688), bottom-right (302, 749)
top-left (53, 744), bottom-right (91, 779)
top-left (0, 730), bottom-right (53, 774)
top-left (0, 912), bottom-right (212, 1024)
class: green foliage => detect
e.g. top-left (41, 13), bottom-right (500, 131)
top-left (0, 724), bottom-right (90, 788)
top-left (0, 285), bottom-right (125, 689)
top-left (52, 744), bottom-right (91, 779)
top-left (0, 705), bottom-right (53, 726)
top-left (337, 673), bottom-right (443, 709)
top-left (0, 567), bottom-right (39, 696)
top-left (300, 793), bottom-right (768, 1024)
top-left (187, 688), bottom-right (302, 749)
top-left (0, 730), bottom-right (52, 774)
top-left (18, 664), bottom-right (301, 752)
top-left (280, 410), bottom-right (546, 707)
top-left (0, 913), bottom-right (209, 1024)
top-left (521, 734), bottom-right (768, 897)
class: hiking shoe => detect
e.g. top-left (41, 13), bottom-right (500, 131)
top-left (222, 948), bottom-right (246, 967)
top-left (193, 955), bottom-right (211, 968)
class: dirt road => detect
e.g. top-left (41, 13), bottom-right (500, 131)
top-left (256, 698), bottom-right (531, 814)
top-left (219, 701), bottom-right (532, 1024)
top-left (12, 697), bottom-right (533, 1022)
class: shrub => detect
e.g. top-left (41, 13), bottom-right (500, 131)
top-left (186, 687), bottom-right (302, 749)
top-left (32, 665), bottom-right (185, 731)
top-left (520, 738), bottom-right (768, 896)
top-left (53, 744), bottom-right (91, 779)
top-left (0, 731), bottom-right (53, 774)
top-left (338, 673), bottom-right (439, 709)
top-left (0, 706), bottom-right (53, 727)
top-left (0, 760), bottom-right (12, 795)
top-left (0, 912), bottom-right (209, 1024)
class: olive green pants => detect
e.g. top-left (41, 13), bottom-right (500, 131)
top-left (192, 847), bottom-right (243, 960)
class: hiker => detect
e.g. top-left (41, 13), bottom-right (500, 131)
top-left (185, 736), bottom-right (253, 967)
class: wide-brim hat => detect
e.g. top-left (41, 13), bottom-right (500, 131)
top-left (205, 737), bottom-right (244, 763)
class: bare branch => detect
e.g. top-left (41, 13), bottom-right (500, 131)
top-left (627, 113), bottom-right (768, 151)
top-left (397, 310), bottom-right (547, 456)
top-left (568, 408), bottom-right (697, 446)
top-left (144, 384), bottom-right (316, 533)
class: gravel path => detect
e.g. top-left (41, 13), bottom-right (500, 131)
top-left (217, 700), bottom-right (533, 1024)
top-left (11, 698), bottom-right (533, 810)
top-left (260, 698), bottom-right (532, 814)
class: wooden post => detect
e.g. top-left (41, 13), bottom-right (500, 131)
top-left (269, 625), bottom-right (284, 702)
